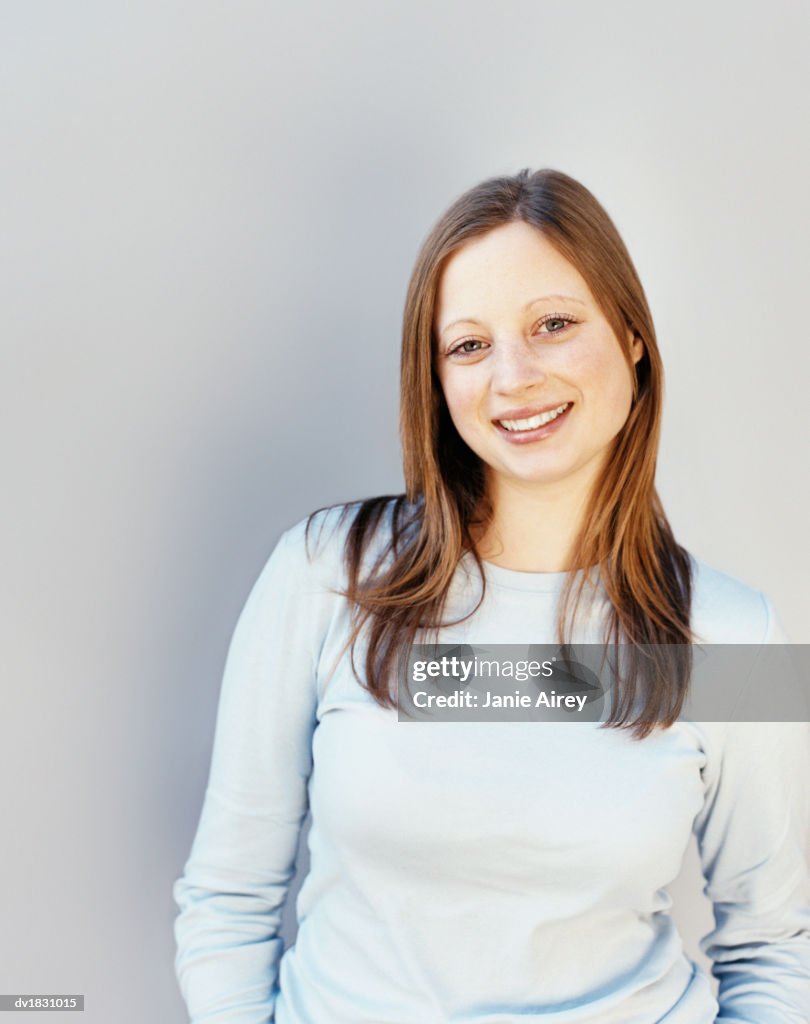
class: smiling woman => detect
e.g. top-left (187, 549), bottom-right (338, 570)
top-left (387, 170), bottom-right (693, 736)
top-left (173, 168), bottom-right (810, 1024)
top-left (434, 221), bottom-right (644, 567)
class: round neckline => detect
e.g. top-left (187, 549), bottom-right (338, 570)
top-left (459, 551), bottom-right (577, 592)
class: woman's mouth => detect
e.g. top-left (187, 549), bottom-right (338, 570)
top-left (493, 402), bottom-right (573, 443)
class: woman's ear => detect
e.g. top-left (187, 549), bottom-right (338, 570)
top-left (628, 330), bottom-right (645, 365)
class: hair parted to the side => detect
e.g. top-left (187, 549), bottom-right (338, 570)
top-left (307, 167), bottom-right (696, 739)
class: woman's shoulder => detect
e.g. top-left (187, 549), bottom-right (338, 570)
top-left (686, 550), bottom-right (785, 643)
top-left (279, 493), bottom-right (422, 580)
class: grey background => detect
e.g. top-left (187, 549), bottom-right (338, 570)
top-left (1, 2), bottom-right (808, 1021)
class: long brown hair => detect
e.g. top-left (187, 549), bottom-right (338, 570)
top-left (307, 168), bottom-right (696, 738)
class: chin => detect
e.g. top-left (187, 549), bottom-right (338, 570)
top-left (480, 445), bottom-right (592, 490)
top-left (502, 466), bottom-right (579, 487)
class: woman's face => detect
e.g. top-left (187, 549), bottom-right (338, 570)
top-left (433, 220), bottom-right (644, 498)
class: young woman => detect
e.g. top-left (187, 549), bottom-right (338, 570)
top-left (173, 169), bottom-right (810, 1023)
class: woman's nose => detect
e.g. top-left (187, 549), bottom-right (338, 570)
top-left (491, 339), bottom-right (547, 394)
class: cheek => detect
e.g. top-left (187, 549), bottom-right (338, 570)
top-left (602, 355), bottom-right (635, 416)
top-left (569, 342), bottom-right (634, 419)
top-left (439, 370), bottom-right (484, 421)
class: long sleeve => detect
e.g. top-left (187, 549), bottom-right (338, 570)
top-left (693, 594), bottom-right (810, 1022)
top-left (172, 523), bottom-right (327, 1023)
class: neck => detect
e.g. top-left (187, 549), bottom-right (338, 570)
top-left (473, 467), bottom-right (598, 573)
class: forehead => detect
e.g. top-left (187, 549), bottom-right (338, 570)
top-left (435, 221), bottom-right (592, 330)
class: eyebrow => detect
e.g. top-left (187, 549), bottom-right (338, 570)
top-left (438, 294), bottom-right (587, 337)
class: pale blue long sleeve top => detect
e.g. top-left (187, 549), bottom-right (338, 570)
top-left (173, 501), bottom-right (810, 1023)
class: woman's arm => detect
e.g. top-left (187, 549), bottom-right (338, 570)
top-left (693, 596), bottom-right (810, 1023)
top-left (172, 523), bottom-right (324, 1023)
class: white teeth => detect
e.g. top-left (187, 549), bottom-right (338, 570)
top-left (498, 403), bottom-right (570, 432)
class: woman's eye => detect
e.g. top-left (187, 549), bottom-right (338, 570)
top-left (539, 314), bottom-right (576, 335)
top-left (450, 339), bottom-right (485, 356)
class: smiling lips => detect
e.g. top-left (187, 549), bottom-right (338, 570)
top-left (492, 401), bottom-right (573, 442)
